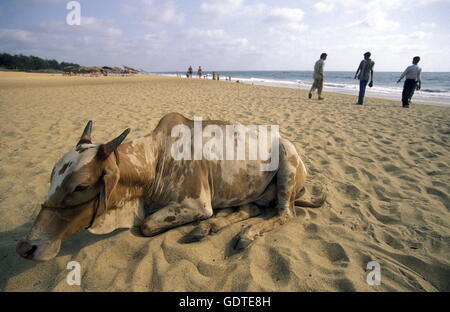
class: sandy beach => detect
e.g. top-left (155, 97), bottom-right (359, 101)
top-left (0, 71), bottom-right (449, 291)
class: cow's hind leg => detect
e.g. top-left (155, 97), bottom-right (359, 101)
top-left (235, 141), bottom-right (300, 249)
top-left (141, 200), bottom-right (212, 237)
top-left (183, 204), bottom-right (261, 243)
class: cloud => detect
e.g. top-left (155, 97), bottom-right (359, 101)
top-left (264, 8), bottom-right (304, 23)
top-left (314, 1), bottom-right (335, 13)
top-left (29, 0), bottom-right (66, 3)
top-left (184, 28), bottom-right (249, 49)
top-left (148, 1), bottom-right (184, 25)
top-left (416, 22), bottom-right (437, 28)
top-left (200, 0), bottom-right (245, 16)
top-left (199, 0), bottom-right (309, 41)
top-left (37, 17), bottom-right (123, 38)
top-left (0, 29), bottom-right (37, 43)
top-left (121, 3), bottom-right (137, 16)
top-left (345, 10), bottom-right (399, 31)
top-left (280, 23), bottom-right (309, 33)
top-left (200, 0), bottom-right (304, 24)
top-left (200, 0), bottom-right (267, 20)
top-left (121, 0), bottom-right (184, 26)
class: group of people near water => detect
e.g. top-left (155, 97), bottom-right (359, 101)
top-left (308, 52), bottom-right (422, 108)
top-left (185, 66), bottom-right (231, 81)
top-left (182, 54), bottom-right (422, 108)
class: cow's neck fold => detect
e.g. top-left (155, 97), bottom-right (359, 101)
top-left (116, 135), bottom-right (159, 195)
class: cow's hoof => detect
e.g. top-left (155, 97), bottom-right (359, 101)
top-left (234, 237), bottom-right (253, 250)
top-left (140, 224), bottom-right (158, 237)
top-left (182, 226), bottom-right (209, 243)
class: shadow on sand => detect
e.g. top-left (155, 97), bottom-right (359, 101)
top-left (0, 222), bottom-right (125, 291)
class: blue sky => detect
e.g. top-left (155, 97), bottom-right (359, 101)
top-left (1, 0), bottom-right (449, 71)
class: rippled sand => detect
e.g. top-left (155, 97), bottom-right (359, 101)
top-left (0, 71), bottom-right (449, 291)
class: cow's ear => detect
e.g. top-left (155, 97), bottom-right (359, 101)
top-left (99, 163), bottom-right (120, 212)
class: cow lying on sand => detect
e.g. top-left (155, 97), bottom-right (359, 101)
top-left (17, 113), bottom-right (324, 261)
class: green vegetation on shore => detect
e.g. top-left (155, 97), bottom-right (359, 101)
top-left (0, 53), bottom-right (79, 73)
top-left (0, 52), bottom-right (140, 74)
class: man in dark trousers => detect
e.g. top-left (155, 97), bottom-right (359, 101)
top-left (397, 56), bottom-right (422, 108)
top-left (354, 52), bottom-right (374, 105)
top-left (308, 53), bottom-right (327, 100)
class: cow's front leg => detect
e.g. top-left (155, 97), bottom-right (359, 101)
top-left (140, 200), bottom-right (212, 237)
top-left (183, 204), bottom-right (261, 243)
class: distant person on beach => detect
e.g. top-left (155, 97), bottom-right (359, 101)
top-left (188, 66), bottom-right (193, 78)
top-left (308, 53), bottom-right (327, 100)
top-left (212, 72), bottom-right (216, 80)
top-left (397, 56), bottom-right (422, 108)
top-left (354, 52), bottom-right (375, 105)
top-left (197, 66), bottom-right (203, 79)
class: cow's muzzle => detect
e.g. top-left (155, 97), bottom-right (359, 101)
top-left (16, 241), bottom-right (38, 259)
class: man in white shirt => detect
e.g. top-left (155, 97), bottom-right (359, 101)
top-left (397, 56), bottom-right (422, 108)
top-left (308, 53), bottom-right (327, 100)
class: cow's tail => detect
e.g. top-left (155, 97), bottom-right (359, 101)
top-left (294, 188), bottom-right (326, 208)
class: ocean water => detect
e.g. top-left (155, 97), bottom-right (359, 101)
top-left (154, 71), bottom-right (450, 105)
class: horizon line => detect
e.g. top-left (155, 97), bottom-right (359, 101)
top-left (150, 70), bottom-right (450, 73)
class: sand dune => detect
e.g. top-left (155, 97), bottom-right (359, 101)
top-left (0, 71), bottom-right (449, 291)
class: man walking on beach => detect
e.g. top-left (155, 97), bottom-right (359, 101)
top-left (308, 53), bottom-right (327, 100)
top-left (197, 66), bottom-right (203, 79)
top-left (354, 52), bottom-right (374, 105)
top-left (397, 56), bottom-right (421, 108)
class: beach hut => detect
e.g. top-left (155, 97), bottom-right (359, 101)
top-left (101, 66), bottom-right (113, 76)
top-left (123, 65), bottom-right (139, 75)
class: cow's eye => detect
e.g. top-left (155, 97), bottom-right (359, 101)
top-left (74, 185), bottom-right (89, 192)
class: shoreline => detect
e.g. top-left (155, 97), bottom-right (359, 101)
top-left (152, 72), bottom-right (450, 106)
top-left (1, 71), bottom-right (449, 107)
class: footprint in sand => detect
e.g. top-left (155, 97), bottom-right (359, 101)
top-left (339, 183), bottom-right (362, 200)
top-left (304, 222), bottom-right (318, 234)
top-left (334, 278), bottom-right (356, 292)
top-left (426, 187), bottom-right (450, 209)
top-left (398, 175), bottom-right (418, 183)
top-left (323, 242), bottom-right (350, 264)
top-left (402, 183), bottom-right (421, 193)
top-left (344, 165), bottom-right (357, 175)
top-left (381, 232), bottom-right (404, 249)
top-left (251, 247), bottom-right (292, 287)
top-left (361, 169), bottom-right (377, 181)
top-left (377, 156), bottom-right (391, 162)
top-left (423, 152), bottom-right (438, 159)
top-left (383, 164), bottom-right (403, 175)
top-left (373, 185), bottom-right (392, 202)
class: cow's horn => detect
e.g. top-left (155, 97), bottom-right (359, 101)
top-left (77, 120), bottom-right (93, 146)
top-left (97, 128), bottom-right (131, 160)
